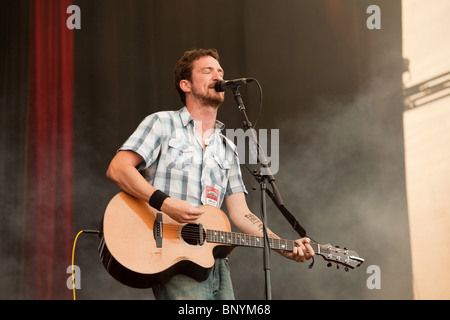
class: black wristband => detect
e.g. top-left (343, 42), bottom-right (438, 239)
top-left (149, 190), bottom-right (170, 211)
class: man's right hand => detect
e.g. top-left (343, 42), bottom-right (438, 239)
top-left (160, 197), bottom-right (204, 224)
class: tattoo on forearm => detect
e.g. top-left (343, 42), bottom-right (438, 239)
top-left (244, 213), bottom-right (260, 225)
top-left (244, 214), bottom-right (277, 239)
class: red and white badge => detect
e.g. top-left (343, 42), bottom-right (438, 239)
top-left (205, 186), bottom-right (220, 207)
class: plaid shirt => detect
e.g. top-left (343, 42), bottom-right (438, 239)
top-left (119, 107), bottom-right (247, 208)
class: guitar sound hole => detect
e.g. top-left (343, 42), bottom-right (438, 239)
top-left (180, 224), bottom-right (206, 246)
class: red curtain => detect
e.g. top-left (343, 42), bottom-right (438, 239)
top-left (25, 0), bottom-right (74, 299)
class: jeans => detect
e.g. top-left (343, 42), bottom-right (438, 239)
top-left (152, 258), bottom-right (235, 300)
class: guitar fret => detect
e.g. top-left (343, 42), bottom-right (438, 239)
top-left (287, 240), bottom-right (294, 251)
top-left (206, 229), bottom-right (295, 252)
top-left (279, 239), bottom-right (285, 250)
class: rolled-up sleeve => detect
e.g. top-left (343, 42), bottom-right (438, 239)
top-left (225, 149), bottom-right (248, 198)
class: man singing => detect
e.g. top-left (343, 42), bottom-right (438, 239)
top-left (106, 48), bottom-right (314, 299)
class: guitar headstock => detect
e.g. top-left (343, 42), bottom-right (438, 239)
top-left (316, 243), bottom-right (364, 270)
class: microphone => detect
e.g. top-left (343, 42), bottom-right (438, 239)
top-left (214, 78), bottom-right (254, 92)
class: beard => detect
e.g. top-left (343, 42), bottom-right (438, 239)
top-left (191, 85), bottom-right (224, 108)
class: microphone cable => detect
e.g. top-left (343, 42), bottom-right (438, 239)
top-left (70, 229), bottom-right (100, 300)
top-left (251, 78), bottom-right (263, 129)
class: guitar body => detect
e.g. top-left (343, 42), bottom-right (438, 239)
top-left (98, 192), bottom-right (232, 289)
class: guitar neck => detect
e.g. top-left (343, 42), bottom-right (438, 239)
top-left (206, 229), bottom-right (319, 252)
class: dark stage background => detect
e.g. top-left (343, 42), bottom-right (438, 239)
top-left (1, 0), bottom-right (412, 299)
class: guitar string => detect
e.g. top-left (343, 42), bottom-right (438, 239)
top-left (156, 226), bottom-right (321, 250)
top-left (160, 225), bottom-right (318, 240)
top-left (157, 224), bottom-right (342, 252)
top-left (156, 224), bottom-right (298, 249)
top-left (146, 225), bottom-right (352, 262)
top-left (161, 225), bottom-right (310, 243)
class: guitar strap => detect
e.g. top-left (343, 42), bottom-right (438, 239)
top-left (265, 188), bottom-right (307, 238)
top-left (266, 188), bottom-right (316, 269)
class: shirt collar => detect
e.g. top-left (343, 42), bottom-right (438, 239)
top-left (179, 107), bottom-right (194, 127)
top-left (179, 106), bottom-right (225, 132)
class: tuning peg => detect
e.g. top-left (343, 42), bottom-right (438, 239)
top-left (336, 265), bottom-right (340, 270)
top-left (327, 263), bottom-right (332, 268)
top-left (345, 267), bottom-right (349, 272)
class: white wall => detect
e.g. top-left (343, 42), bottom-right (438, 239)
top-left (402, 0), bottom-right (450, 300)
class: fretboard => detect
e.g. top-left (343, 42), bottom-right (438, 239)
top-left (206, 229), bottom-right (319, 253)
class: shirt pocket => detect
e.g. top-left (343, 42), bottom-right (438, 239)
top-left (212, 154), bottom-right (231, 187)
top-left (166, 138), bottom-right (194, 171)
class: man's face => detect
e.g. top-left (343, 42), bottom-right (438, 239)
top-left (189, 55), bottom-right (225, 107)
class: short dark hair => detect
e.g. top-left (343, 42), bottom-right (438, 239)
top-left (174, 48), bottom-right (220, 105)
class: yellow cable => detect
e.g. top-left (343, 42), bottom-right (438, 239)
top-left (71, 230), bottom-right (84, 300)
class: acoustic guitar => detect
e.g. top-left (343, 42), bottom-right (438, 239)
top-left (98, 192), bottom-right (364, 288)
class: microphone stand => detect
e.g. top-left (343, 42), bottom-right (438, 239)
top-left (231, 87), bottom-right (281, 300)
top-left (230, 85), bottom-right (308, 299)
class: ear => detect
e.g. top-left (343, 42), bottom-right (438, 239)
top-left (179, 79), bottom-right (191, 93)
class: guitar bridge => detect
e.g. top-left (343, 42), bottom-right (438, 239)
top-left (153, 212), bottom-right (163, 248)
